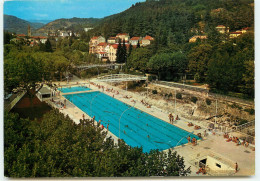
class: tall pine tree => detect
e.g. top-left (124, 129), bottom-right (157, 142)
top-left (45, 39), bottom-right (53, 52)
top-left (116, 39), bottom-right (122, 63)
top-left (137, 40), bottom-right (140, 48)
top-left (122, 39), bottom-right (127, 63)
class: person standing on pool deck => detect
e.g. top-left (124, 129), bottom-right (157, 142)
top-left (187, 136), bottom-right (191, 143)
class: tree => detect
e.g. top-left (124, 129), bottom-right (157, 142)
top-left (121, 39), bottom-right (127, 63)
top-left (188, 44), bottom-right (212, 82)
top-left (4, 52), bottom-right (43, 106)
top-left (5, 110), bottom-right (191, 177)
top-left (116, 39), bottom-right (122, 63)
top-left (45, 39), bottom-right (53, 52)
top-left (127, 47), bottom-right (153, 72)
top-left (137, 40), bottom-right (140, 48)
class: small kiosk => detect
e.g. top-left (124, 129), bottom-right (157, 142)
top-left (36, 86), bottom-right (52, 102)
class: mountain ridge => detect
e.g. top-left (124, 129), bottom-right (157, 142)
top-left (4, 14), bottom-right (45, 35)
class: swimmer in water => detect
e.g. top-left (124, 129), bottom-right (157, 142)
top-left (147, 135), bottom-right (150, 139)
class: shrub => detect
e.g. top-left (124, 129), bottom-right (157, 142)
top-left (191, 96), bottom-right (198, 103)
top-left (238, 119), bottom-right (248, 125)
top-left (231, 103), bottom-right (242, 110)
top-left (169, 93), bottom-right (173, 97)
top-left (176, 93), bottom-right (182, 99)
top-left (152, 90), bottom-right (157, 94)
top-left (244, 108), bottom-right (255, 115)
top-left (206, 98), bottom-right (211, 105)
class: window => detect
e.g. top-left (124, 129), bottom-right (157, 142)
top-left (216, 163), bottom-right (221, 168)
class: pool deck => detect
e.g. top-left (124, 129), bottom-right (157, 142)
top-left (50, 77), bottom-right (255, 176)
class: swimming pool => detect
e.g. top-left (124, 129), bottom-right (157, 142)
top-left (58, 86), bottom-right (91, 93)
top-left (64, 91), bottom-right (200, 153)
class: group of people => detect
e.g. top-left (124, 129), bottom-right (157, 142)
top-left (187, 136), bottom-right (197, 146)
top-left (168, 113), bottom-right (179, 124)
top-left (187, 122), bottom-right (194, 127)
top-left (225, 134), bottom-right (250, 147)
top-left (196, 166), bottom-right (206, 175)
top-left (187, 122), bottom-right (201, 130)
top-left (194, 125), bottom-right (201, 130)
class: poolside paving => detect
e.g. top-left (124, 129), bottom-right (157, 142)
top-left (50, 77), bottom-right (255, 176)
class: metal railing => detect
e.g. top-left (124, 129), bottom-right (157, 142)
top-left (95, 74), bottom-right (147, 82)
top-left (236, 121), bottom-right (255, 132)
top-left (154, 80), bottom-right (209, 93)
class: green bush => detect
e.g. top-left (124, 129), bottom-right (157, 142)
top-left (244, 108), bottom-right (255, 115)
top-left (238, 119), bottom-right (248, 125)
top-left (176, 93), bottom-right (182, 99)
top-left (191, 96), bottom-right (198, 103)
top-left (152, 90), bottom-right (157, 94)
top-left (169, 93), bottom-right (173, 97)
top-left (206, 98), bottom-right (211, 105)
top-left (231, 103), bottom-right (242, 110)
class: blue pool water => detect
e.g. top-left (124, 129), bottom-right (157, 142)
top-left (58, 86), bottom-right (91, 93)
top-left (64, 91), bottom-right (200, 153)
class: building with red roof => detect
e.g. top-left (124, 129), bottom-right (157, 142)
top-left (116, 33), bottom-right (130, 42)
top-left (216, 25), bottom-right (229, 34)
top-left (89, 36), bottom-right (106, 54)
top-left (141, 35), bottom-right (154, 46)
top-left (189, 35), bottom-right (207, 43)
top-left (130, 37), bottom-right (142, 45)
top-left (229, 32), bottom-right (242, 39)
top-left (17, 34), bottom-right (27, 37)
top-left (107, 37), bottom-right (118, 44)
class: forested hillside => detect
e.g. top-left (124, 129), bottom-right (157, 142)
top-left (87, 0), bottom-right (254, 98)
top-left (89, 0), bottom-right (254, 42)
top-left (4, 15), bottom-right (45, 34)
top-left (36, 17), bottom-right (100, 34)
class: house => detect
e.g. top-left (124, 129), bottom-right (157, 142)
top-left (108, 44), bottom-right (118, 62)
top-left (89, 36), bottom-right (106, 54)
top-left (229, 32), bottom-right (242, 39)
top-left (84, 28), bottom-right (93, 32)
top-left (129, 37), bottom-right (142, 45)
top-left (10, 37), bottom-right (21, 43)
top-left (116, 33), bottom-right (130, 42)
top-left (96, 42), bottom-right (107, 53)
top-left (17, 34), bottom-right (27, 38)
top-left (31, 36), bottom-right (48, 44)
top-left (189, 35), bottom-right (207, 43)
top-left (97, 52), bottom-right (108, 59)
top-left (38, 36), bottom-right (48, 44)
top-left (216, 25), bottom-right (229, 34)
top-left (107, 37), bottom-right (118, 44)
top-left (60, 31), bottom-right (69, 37)
top-left (141, 35), bottom-right (154, 46)
top-left (241, 27), bottom-right (250, 33)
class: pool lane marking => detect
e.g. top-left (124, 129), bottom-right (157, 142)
top-left (68, 93), bottom-right (192, 149)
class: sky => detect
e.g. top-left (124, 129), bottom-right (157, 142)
top-left (3, 0), bottom-right (145, 21)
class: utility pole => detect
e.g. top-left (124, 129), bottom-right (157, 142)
top-left (215, 99), bottom-right (217, 129)
top-left (175, 89), bottom-right (176, 116)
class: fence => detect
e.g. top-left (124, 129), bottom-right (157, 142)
top-left (236, 121), bottom-right (255, 132)
top-left (154, 80), bottom-right (209, 93)
top-left (153, 81), bottom-right (254, 106)
top-left (208, 92), bottom-right (254, 106)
